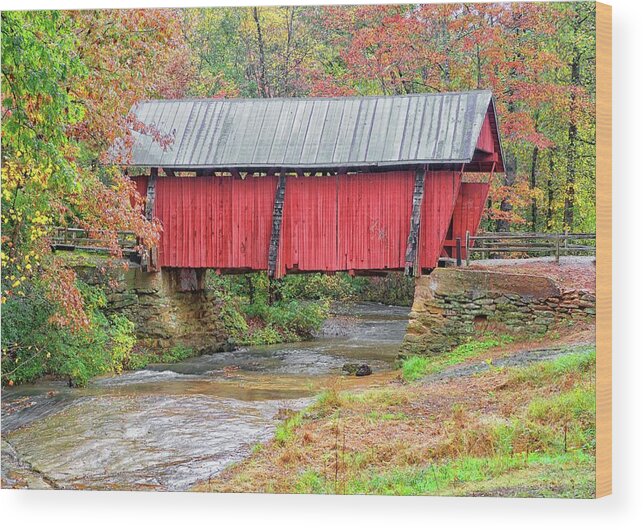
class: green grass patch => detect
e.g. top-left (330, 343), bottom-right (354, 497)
top-left (527, 387), bottom-right (595, 425)
top-left (401, 335), bottom-right (514, 382)
top-left (366, 411), bottom-right (408, 422)
top-left (343, 388), bottom-right (411, 407)
top-left (348, 451), bottom-right (592, 496)
top-left (292, 451), bottom-right (593, 496)
top-left (509, 346), bottom-right (596, 386)
top-left (401, 356), bottom-right (431, 382)
top-left (274, 412), bottom-right (304, 446)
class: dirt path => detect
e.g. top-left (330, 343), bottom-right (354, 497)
top-left (468, 255), bottom-right (595, 292)
top-left (421, 342), bottom-right (594, 384)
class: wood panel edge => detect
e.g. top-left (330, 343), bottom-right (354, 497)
top-left (595, 0), bottom-right (612, 499)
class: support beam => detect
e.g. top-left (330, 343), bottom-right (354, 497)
top-left (145, 168), bottom-right (158, 221)
top-left (404, 167), bottom-right (426, 276)
top-left (144, 168), bottom-right (158, 271)
top-left (268, 173), bottom-right (287, 278)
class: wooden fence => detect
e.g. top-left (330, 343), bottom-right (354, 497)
top-left (459, 231), bottom-right (596, 266)
top-left (50, 227), bottom-right (140, 257)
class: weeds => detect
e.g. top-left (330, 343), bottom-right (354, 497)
top-left (508, 347), bottom-right (595, 386)
top-left (275, 412), bottom-right (304, 446)
top-left (401, 334), bottom-right (514, 382)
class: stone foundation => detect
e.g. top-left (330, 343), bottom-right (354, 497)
top-left (76, 262), bottom-right (230, 354)
top-left (401, 268), bottom-right (595, 356)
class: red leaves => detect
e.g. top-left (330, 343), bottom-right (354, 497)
top-left (43, 260), bottom-right (90, 331)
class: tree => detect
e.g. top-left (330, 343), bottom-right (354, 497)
top-left (1, 9), bottom-right (192, 383)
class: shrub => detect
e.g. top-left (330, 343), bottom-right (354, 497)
top-left (1, 280), bottom-right (137, 386)
top-left (205, 270), bottom-right (330, 345)
top-left (401, 356), bottom-right (431, 382)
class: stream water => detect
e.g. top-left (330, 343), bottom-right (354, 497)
top-left (1, 302), bottom-right (409, 491)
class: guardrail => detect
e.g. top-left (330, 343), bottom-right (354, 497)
top-left (50, 227), bottom-right (141, 256)
top-left (458, 231), bottom-right (596, 266)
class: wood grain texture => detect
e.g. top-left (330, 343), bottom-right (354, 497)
top-left (596, 1), bottom-right (612, 499)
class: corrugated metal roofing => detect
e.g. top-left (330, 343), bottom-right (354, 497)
top-left (125, 90), bottom-right (497, 170)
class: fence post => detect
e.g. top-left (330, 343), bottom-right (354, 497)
top-left (455, 237), bottom-right (462, 267)
top-left (555, 234), bottom-right (560, 263)
top-left (465, 231), bottom-right (470, 266)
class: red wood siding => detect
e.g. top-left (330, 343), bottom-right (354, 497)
top-left (129, 170), bottom-right (471, 273)
top-left (418, 170), bottom-right (462, 269)
top-left (338, 172), bottom-right (414, 271)
top-left (154, 176), bottom-right (277, 269)
top-left (279, 175), bottom-right (339, 275)
top-left (278, 171), bottom-right (414, 274)
top-left (475, 114), bottom-right (495, 154)
top-left (444, 182), bottom-right (490, 258)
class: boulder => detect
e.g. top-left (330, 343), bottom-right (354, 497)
top-left (341, 363), bottom-right (373, 376)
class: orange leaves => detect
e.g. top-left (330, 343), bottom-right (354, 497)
top-left (66, 9), bottom-right (195, 154)
top-left (43, 260), bottom-right (90, 331)
top-left (487, 178), bottom-right (543, 225)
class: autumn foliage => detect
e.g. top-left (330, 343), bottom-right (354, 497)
top-left (1, 5), bottom-right (596, 383)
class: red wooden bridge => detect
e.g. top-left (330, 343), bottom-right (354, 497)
top-left (124, 91), bottom-right (504, 277)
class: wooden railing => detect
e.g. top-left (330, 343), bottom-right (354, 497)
top-left (460, 231), bottom-right (596, 266)
top-left (50, 227), bottom-right (140, 257)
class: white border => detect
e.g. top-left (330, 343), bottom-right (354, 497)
top-left (1, 1), bottom-right (641, 528)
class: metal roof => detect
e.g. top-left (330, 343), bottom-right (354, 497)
top-left (125, 90), bottom-right (499, 171)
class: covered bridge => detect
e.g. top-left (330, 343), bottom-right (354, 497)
top-left (125, 90), bottom-right (504, 277)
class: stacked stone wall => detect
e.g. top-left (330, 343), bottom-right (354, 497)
top-left (401, 268), bottom-right (595, 356)
top-left (75, 263), bottom-right (230, 354)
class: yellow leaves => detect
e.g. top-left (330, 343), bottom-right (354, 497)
top-left (31, 210), bottom-right (51, 225)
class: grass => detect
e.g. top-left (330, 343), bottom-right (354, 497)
top-left (292, 451), bottom-right (594, 496)
top-left (366, 411), bottom-right (408, 423)
top-left (274, 412), bottom-right (305, 446)
top-left (401, 334), bottom-right (514, 382)
top-left (198, 341), bottom-right (596, 497)
top-left (508, 346), bottom-right (596, 386)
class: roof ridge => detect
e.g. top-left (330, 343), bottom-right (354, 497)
top-left (133, 90), bottom-right (492, 106)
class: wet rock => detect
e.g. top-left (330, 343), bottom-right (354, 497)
top-left (341, 363), bottom-right (372, 376)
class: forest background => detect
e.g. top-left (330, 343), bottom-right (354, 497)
top-left (0, 2), bottom-right (597, 384)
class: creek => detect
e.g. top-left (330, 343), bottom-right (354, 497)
top-left (1, 302), bottom-right (409, 491)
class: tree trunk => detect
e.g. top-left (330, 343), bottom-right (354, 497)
top-left (252, 7), bottom-right (269, 98)
top-left (546, 149), bottom-right (556, 230)
top-left (529, 145), bottom-right (539, 232)
top-left (563, 45), bottom-right (581, 231)
top-left (495, 151), bottom-right (517, 232)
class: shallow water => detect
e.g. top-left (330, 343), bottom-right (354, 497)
top-left (1, 302), bottom-right (408, 491)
